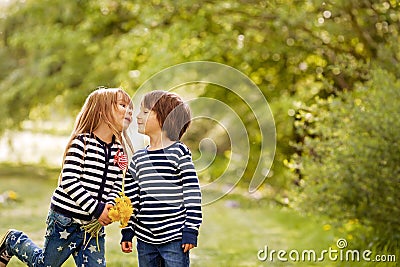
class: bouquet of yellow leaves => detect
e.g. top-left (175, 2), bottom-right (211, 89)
top-left (108, 192), bottom-right (133, 228)
top-left (81, 149), bottom-right (133, 251)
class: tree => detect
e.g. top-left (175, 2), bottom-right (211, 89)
top-left (292, 68), bottom-right (400, 249)
top-left (0, 0), bottom-right (399, 191)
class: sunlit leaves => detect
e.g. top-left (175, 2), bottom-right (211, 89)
top-left (294, 68), bottom-right (400, 248)
top-left (0, 0), bottom-right (399, 196)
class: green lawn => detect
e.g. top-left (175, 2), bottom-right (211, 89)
top-left (0, 164), bottom-right (396, 266)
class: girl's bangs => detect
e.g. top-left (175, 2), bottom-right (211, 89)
top-left (118, 89), bottom-right (133, 108)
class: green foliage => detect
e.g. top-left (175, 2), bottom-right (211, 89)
top-left (1, 0), bottom-right (398, 117)
top-left (0, 0), bottom-right (399, 195)
top-left (292, 68), bottom-right (400, 249)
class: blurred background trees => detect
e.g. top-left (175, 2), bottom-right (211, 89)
top-left (0, 0), bottom-right (399, 249)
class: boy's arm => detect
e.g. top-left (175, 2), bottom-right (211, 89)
top-left (179, 147), bottom-right (203, 247)
top-left (121, 241), bottom-right (133, 253)
top-left (120, 159), bottom-right (140, 243)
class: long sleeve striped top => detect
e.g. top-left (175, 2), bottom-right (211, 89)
top-left (121, 142), bottom-right (202, 245)
top-left (51, 133), bottom-right (127, 222)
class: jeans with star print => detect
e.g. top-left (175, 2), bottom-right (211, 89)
top-left (5, 209), bottom-right (106, 267)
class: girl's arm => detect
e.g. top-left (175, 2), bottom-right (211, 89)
top-left (60, 136), bottom-right (105, 218)
top-left (105, 176), bottom-right (123, 206)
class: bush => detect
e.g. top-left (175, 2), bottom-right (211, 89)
top-left (292, 68), bottom-right (400, 250)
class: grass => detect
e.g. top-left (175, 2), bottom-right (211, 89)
top-left (0, 163), bottom-right (397, 266)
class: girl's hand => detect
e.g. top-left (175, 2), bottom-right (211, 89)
top-left (121, 241), bottom-right (133, 253)
top-left (182, 243), bottom-right (195, 253)
top-left (98, 204), bottom-right (113, 226)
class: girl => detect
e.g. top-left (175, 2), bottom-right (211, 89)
top-left (0, 87), bottom-right (134, 267)
top-left (120, 90), bottom-right (202, 267)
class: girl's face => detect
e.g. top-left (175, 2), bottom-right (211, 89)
top-left (136, 102), bottom-right (160, 136)
top-left (114, 94), bottom-right (133, 131)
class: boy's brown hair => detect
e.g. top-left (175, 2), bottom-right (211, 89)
top-left (143, 90), bottom-right (191, 140)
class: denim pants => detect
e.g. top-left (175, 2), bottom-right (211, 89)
top-left (5, 209), bottom-right (106, 267)
top-left (137, 239), bottom-right (189, 267)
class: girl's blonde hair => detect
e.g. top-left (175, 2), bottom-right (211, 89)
top-left (62, 87), bottom-right (134, 163)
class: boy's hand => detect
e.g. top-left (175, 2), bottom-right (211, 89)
top-left (98, 204), bottom-right (113, 226)
top-left (121, 241), bottom-right (133, 253)
top-left (182, 243), bottom-right (195, 253)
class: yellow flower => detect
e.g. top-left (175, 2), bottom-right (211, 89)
top-left (108, 209), bottom-right (120, 221)
top-left (323, 224), bottom-right (331, 231)
top-left (8, 191), bottom-right (18, 200)
top-left (81, 193), bottom-right (133, 251)
top-left (109, 192), bottom-right (133, 228)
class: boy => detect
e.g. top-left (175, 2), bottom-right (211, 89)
top-left (121, 90), bottom-right (202, 267)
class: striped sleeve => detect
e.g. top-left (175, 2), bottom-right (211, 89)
top-left (106, 172), bottom-right (123, 205)
top-left (121, 158), bottom-right (140, 243)
top-left (179, 146), bottom-right (202, 245)
top-left (60, 136), bottom-right (103, 218)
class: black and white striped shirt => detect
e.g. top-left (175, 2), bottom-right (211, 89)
top-left (122, 142), bottom-right (202, 245)
top-left (51, 133), bottom-right (126, 222)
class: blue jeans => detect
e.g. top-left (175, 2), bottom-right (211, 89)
top-left (5, 209), bottom-right (106, 267)
top-left (137, 239), bottom-right (190, 267)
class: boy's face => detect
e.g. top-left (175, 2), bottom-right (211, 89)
top-left (136, 102), bottom-right (161, 136)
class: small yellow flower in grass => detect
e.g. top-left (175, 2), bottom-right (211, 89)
top-left (109, 193), bottom-right (133, 228)
top-left (323, 224), bottom-right (331, 231)
top-left (8, 190), bottom-right (18, 200)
